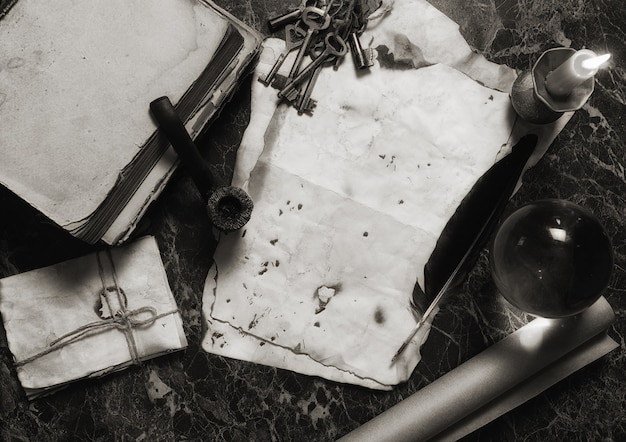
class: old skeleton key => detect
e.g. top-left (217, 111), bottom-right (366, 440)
top-left (279, 32), bottom-right (347, 102)
top-left (263, 0), bottom-right (373, 113)
top-left (347, 13), bottom-right (374, 70)
top-left (287, 7), bottom-right (331, 83)
top-left (294, 40), bottom-right (327, 113)
top-left (295, 62), bottom-right (322, 114)
top-left (258, 24), bottom-right (306, 86)
top-left (267, 0), bottom-right (318, 32)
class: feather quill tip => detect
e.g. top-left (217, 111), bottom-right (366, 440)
top-left (390, 342), bottom-right (408, 365)
top-left (390, 321), bottom-right (422, 365)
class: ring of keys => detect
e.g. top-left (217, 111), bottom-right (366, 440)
top-left (260, 0), bottom-right (379, 115)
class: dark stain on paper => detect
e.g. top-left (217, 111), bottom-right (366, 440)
top-left (248, 313), bottom-right (259, 330)
top-left (375, 35), bottom-right (433, 70)
top-left (210, 332), bottom-right (224, 346)
top-left (374, 306), bottom-right (386, 324)
top-left (258, 261), bottom-right (269, 275)
top-left (7, 57), bottom-right (25, 69)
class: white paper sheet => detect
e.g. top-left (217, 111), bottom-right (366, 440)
top-left (202, 0), bottom-right (572, 388)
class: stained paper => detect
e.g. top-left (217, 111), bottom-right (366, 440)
top-left (202, 0), bottom-right (571, 388)
top-left (0, 236), bottom-right (187, 399)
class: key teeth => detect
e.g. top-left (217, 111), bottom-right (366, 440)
top-left (279, 87), bottom-right (300, 102)
top-left (297, 98), bottom-right (317, 115)
top-left (363, 48), bottom-right (375, 68)
top-left (270, 74), bottom-right (289, 91)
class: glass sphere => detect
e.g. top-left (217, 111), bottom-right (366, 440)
top-left (490, 199), bottom-right (613, 318)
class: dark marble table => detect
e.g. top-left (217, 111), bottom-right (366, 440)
top-left (1, 1), bottom-right (624, 441)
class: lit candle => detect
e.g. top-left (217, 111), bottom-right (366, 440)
top-left (545, 49), bottom-right (611, 97)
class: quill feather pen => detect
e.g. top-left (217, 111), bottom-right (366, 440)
top-left (392, 134), bottom-right (538, 363)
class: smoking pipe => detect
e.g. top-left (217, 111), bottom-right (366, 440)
top-left (150, 96), bottom-right (253, 232)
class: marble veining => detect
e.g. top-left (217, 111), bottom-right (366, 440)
top-left (1, 0), bottom-right (625, 441)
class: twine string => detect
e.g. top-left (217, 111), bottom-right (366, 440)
top-left (14, 249), bottom-right (178, 368)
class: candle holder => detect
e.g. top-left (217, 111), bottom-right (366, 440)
top-left (510, 47), bottom-right (595, 124)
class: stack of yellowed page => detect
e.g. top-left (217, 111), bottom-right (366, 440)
top-left (201, 0), bottom-right (572, 389)
top-left (0, 236), bottom-right (187, 399)
top-left (0, 0), bottom-right (261, 245)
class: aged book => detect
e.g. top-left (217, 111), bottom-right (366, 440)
top-left (0, 0), bottom-right (262, 244)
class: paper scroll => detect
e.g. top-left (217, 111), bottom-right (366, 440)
top-left (338, 297), bottom-right (617, 441)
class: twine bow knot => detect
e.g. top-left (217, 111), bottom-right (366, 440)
top-left (14, 249), bottom-right (177, 368)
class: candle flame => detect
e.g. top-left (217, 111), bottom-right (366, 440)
top-left (581, 53), bottom-right (611, 70)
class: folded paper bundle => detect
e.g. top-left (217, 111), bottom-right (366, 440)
top-left (201, 0), bottom-right (573, 389)
top-left (0, 236), bottom-right (187, 399)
